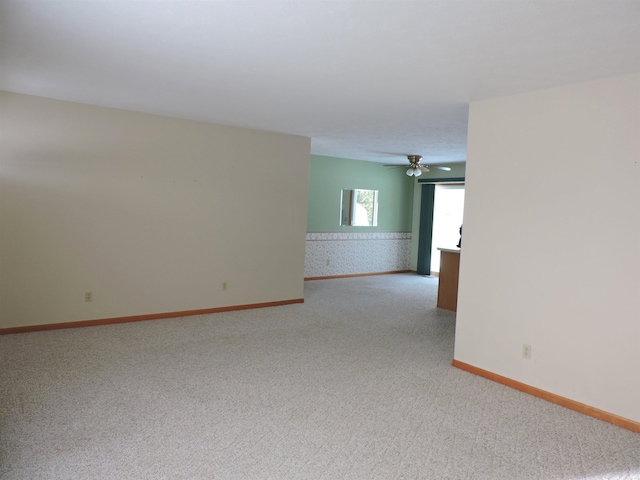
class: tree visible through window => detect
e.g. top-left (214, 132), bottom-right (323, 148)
top-left (354, 189), bottom-right (376, 226)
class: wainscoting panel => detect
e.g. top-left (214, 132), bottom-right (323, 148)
top-left (305, 232), bottom-right (411, 278)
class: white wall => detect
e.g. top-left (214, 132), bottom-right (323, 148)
top-left (0, 92), bottom-right (311, 328)
top-left (455, 73), bottom-right (640, 422)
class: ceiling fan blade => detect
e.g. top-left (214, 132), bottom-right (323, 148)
top-left (418, 166), bottom-right (430, 172)
top-left (430, 166), bottom-right (452, 171)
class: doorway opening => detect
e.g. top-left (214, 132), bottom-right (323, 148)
top-left (431, 185), bottom-right (465, 273)
top-left (415, 177), bottom-right (465, 276)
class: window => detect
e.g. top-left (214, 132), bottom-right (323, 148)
top-left (340, 189), bottom-right (379, 226)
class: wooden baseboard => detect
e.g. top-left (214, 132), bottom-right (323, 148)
top-left (305, 270), bottom-right (412, 281)
top-left (0, 298), bottom-right (304, 335)
top-left (452, 359), bottom-right (640, 434)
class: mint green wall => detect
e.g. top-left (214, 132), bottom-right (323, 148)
top-left (308, 155), bottom-right (414, 232)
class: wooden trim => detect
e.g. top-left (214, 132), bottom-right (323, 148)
top-left (304, 270), bottom-right (412, 281)
top-left (0, 298), bottom-right (304, 335)
top-left (452, 359), bottom-right (640, 434)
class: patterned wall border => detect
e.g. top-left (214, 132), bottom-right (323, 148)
top-left (304, 232), bottom-right (412, 278)
top-left (306, 232), bottom-right (411, 241)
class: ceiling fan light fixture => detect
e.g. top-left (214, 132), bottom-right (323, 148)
top-left (393, 155), bottom-right (447, 177)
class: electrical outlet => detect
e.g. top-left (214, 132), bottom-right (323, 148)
top-left (522, 344), bottom-right (532, 359)
top-left (84, 291), bottom-right (93, 302)
top-left (222, 282), bottom-right (228, 291)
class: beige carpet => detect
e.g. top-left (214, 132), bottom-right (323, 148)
top-left (1, 273), bottom-right (639, 479)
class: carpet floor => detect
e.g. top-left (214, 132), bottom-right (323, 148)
top-left (1, 273), bottom-right (639, 479)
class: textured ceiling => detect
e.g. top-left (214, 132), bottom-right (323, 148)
top-left (1, 1), bottom-right (639, 165)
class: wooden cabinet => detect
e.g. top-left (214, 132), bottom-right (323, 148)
top-left (437, 248), bottom-right (460, 312)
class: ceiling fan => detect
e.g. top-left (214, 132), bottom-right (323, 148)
top-left (385, 155), bottom-right (452, 177)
